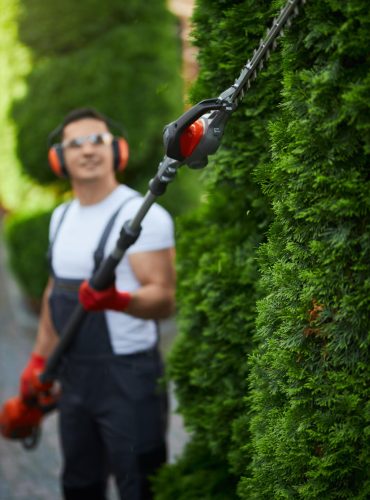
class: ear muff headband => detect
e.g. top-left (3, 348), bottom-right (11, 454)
top-left (47, 116), bottom-right (129, 178)
top-left (48, 144), bottom-right (68, 178)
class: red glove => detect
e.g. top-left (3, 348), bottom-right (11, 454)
top-left (79, 280), bottom-right (132, 312)
top-left (20, 353), bottom-right (47, 399)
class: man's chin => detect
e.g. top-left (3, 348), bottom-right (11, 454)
top-left (76, 164), bottom-right (101, 176)
top-left (80, 163), bottom-right (100, 171)
top-left (72, 171), bottom-right (103, 183)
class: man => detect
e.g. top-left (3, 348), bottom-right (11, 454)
top-left (19, 108), bottom-right (176, 500)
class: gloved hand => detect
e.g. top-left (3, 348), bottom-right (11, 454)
top-left (79, 280), bottom-right (132, 312)
top-left (20, 353), bottom-right (47, 399)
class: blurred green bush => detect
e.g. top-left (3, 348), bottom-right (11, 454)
top-left (4, 210), bottom-right (51, 304)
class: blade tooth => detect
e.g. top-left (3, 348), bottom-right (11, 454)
top-left (294, 6), bottom-right (299, 15)
top-left (252, 70), bottom-right (257, 80)
top-left (259, 59), bottom-right (264, 70)
top-left (265, 49), bottom-right (270, 60)
top-left (245, 80), bottom-right (251, 90)
top-left (279, 28), bottom-right (285, 37)
top-left (272, 39), bottom-right (278, 50)
top-left (285, 17), bottom-right (292, 28)
top-left (245, 60), bottom-right (252, 70)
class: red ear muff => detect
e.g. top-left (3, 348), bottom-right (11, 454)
top-left (112, 137), bottom-right (129, 172)
top-left (48, 145), bottom-right (68, 178)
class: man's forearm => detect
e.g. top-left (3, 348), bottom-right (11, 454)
top-left (33, 279), bottom-right (59, 359)
top-left (126, 284), bottom-right (175, 320)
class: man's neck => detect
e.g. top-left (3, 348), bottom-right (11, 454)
top-left (72, 178), bottom-right (119, 206)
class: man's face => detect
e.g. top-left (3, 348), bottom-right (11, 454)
top-left (62, 118), bottom-right (115, 182)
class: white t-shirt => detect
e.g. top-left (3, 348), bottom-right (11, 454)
top-left (49, 185), bottom-right (175, 354)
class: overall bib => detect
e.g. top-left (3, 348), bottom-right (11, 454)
top-left (48, 200), bottom-right (168, 500)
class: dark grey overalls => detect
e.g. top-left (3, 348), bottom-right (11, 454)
top-left (48, 200), bottom-right (168, 500)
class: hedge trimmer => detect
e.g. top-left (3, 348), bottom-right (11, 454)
top-left (163, 0), bottom-right (305, 169)
top-left (0, 0), bottom-right (306, 449)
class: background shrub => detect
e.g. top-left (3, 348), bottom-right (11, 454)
top-left (4, 210), bottom-right (51, 302)
top-left (0, 0), bottom-right (55, 213)
top-left (4, 0), bottom-right (196, 301)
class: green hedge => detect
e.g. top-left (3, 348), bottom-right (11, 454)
top-left (4, 210), bottom-right (51, 302)
top-left (155, 0), bottom-right (370, 498)
top-left (154, 0), bottom-right (284, 497)
top-left (242, 0), bottom-right (370, 498)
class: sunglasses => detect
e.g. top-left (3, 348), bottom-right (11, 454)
top-left (62, 132), bottom-right (113, 149)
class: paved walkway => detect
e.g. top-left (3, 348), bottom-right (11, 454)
top-left (0, 219), bottom-right (188, 499)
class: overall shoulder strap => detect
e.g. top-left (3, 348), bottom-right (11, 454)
top-left (93, 195), bottom-right (140, 273)
top-left (47, 202), bottom-right (72, 274)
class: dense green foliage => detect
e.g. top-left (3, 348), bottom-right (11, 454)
top-left (154, 0), bottom-right (284, 497)
top-left (242, 1), bottom-right (370, 498)
top-left (153, 436), bottom-right (237, 499)
top-left (4, 210), bottom-right (51, 301)
top-left (12, 0), bottom-right (182, 195)
top-left (155, 0), bottom-right (370, 498)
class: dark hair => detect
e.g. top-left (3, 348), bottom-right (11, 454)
top-left (48, 107), bottom-right (126, 147)
top-left (61, 107), bottom-right (110, 133)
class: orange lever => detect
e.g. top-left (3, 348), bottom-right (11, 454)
top-left (179, 119), bottom-right (205, 158)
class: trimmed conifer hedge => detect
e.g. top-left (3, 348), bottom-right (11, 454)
top-left (4, 210), bottom-right (51, 302)
top-left (155, 0), bottom-right (370, 498)
top-left (242, 1), bottom-right (370, 498)
top-left (154, 0), bottom-right (284, 497)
